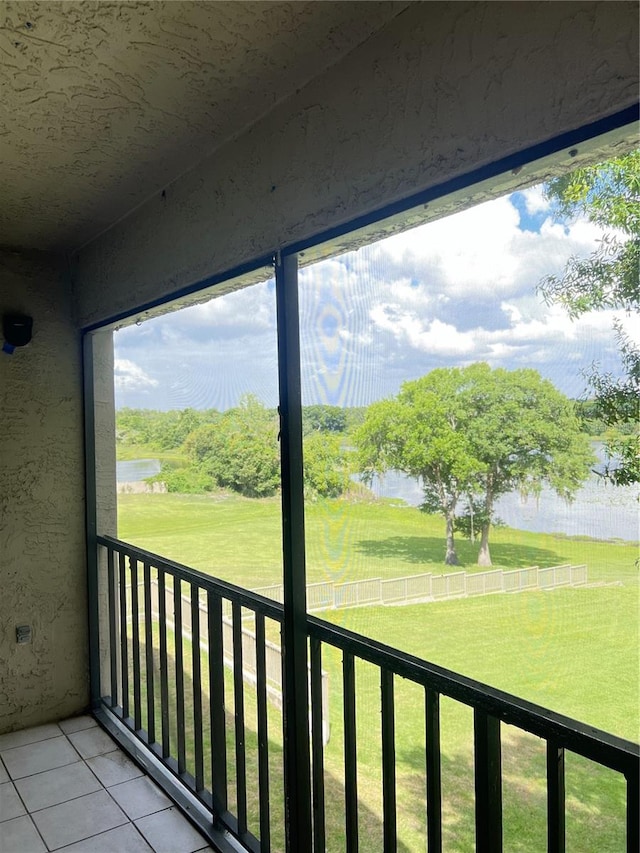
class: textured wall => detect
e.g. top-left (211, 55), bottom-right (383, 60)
top-left (1, 0), bottom-right (405, 251)
top-left (0, 250), bottom-right (87, 733)
top-left (74, 1), bottom-right (639, 327)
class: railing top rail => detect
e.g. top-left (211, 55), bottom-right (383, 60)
top-left (307, 614), bottom-right (639, 775)
top-left (97, 535), bottom-right (284, 622)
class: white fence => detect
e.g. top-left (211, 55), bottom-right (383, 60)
top-left (253, 564), bottom-right (588, 611)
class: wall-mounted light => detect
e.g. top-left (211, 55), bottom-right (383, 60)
top-left (2, 313), bottom-right (33, 355)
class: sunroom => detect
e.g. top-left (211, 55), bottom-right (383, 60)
top-left (1, 3), bottom-right (638, 852)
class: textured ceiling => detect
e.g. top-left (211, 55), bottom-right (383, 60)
top-left (0, 1), bottom-right (406, 252)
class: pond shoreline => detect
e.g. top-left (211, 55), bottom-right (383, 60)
top-left (117, 456), bottom-right (638, 544)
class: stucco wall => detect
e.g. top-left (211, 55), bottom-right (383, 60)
top-left (73, 1), bottom-right (638, 327)
top-left (0, 250), bottom-right (88, 732)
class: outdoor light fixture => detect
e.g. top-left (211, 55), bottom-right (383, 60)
top-left (2, 313), bottom-right (33, 354)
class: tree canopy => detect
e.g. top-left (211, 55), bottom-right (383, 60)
top-left (539, 150), bottom-right (639, 485)
top-left (356, 364), bottom-right (594, 566)
top-left (118, 400), bottom-right (351, 499)
top-left (303, 431), bottom-right (350, 500)
top-left (193, 394), bottom-right (281, 497)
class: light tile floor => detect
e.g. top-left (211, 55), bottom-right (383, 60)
top-left (0, 717), bottom-right (213, 853)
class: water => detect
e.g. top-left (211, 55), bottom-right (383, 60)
top-left (117, 458), bottom-right (162, 482)
top-left (362, 466), bottom-right (638, 542)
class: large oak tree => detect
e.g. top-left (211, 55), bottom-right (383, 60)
top-left (356, 364), bottom-right (594, 566)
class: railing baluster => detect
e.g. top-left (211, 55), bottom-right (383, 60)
top-left (255, 613), bottom-right (271, 851)
top-left (343, 651), bottom-right (358, 852)
top-left (130, 557), bottom-right (142, 731)
top-left (118, 551), bottom-right (129, 720)
top-left (310, 637), bottom-right (326, 853)
top-left (381, 668), bottom-right (396, 852)
top-left (208, 591), bottom-right (227, 815)
top-left (425, 687), bottom-right (442, 853)
top-left (106, 547), bottom-right (118, 708)
top-left (191, 583), bottom-right (204, 791)
top-left (174, 575), bottom-right (186, 774)
top-left (96, 538), bottom-right (640, 853)
top-left (547, 741), bottom-right (565, 853)
top-left (143, 562), bottom-right (155, 744)
top-left (474, 709), bottom-right (502, 853)
top-left (232, 601), bottom-right (248, 836)
top-left (627, 767), bottom-right (639, 853)
top-left (158, 569), bottom-right (170, 759)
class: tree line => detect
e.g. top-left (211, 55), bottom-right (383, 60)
top-left (117, 365), bottom-right (596, 567)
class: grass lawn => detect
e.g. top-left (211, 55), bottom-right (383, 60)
top-left (116, 491), bottom-right (639, 851)
top-left (117, 492), bottom-right (638, 586)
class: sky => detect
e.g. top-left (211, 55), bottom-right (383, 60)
top-left (113, 181), bottom-right (638, 411)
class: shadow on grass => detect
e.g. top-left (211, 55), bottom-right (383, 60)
top-left (355, 535), bottom-right (564, 569)
top-left (396, 726), bottom-right (627, 853)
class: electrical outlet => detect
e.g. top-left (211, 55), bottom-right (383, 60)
top-left (16, 625), bottom-right (32, 644)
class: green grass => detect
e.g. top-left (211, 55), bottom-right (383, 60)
top-left (118, 492), bottom-right (638, 586)
top-left (330, 587), bottom-right (639, 738)
top-left (117, 492), bottom-right (639, 851)
top-left (316, 587), bottom-right (638, 851)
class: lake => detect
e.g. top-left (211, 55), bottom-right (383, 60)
top-left (118, 453), bottom-right (638, 542)
top-left (117, 458), bottom-right (162, 482)
top-left (361, 450), bottom-right (638, 543)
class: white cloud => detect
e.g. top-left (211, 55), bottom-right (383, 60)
top-left (521, 185), bottom-right (551, 215)
top-left (114, 179), bottom-right (627, 408)
top-left (181, 285), bottom-right (274, 332)
top-left (114, 359), bottom-right (159, 391)
top-left (363, 193), bottom-right (605, 304)
top-left (616, 311), bottom-right (640, 346)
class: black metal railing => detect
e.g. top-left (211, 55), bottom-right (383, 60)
top-left (95, 536), bottom-right (639, 852)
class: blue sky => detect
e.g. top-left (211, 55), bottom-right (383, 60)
top-left (113, 182), bottom-right (637, 411)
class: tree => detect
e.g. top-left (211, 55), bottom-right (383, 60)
top-left (302, 405), bottom-right (347, 434)
top-left (303, 431), bottom-right (350, 499)
top-left (356, 365), bottom-right (594, 566)
top-left (356, 370), bottom-right (483, 565)
top-left (115, 407), bottom-right (221, 450)
top-left (539, 151), bottom-right (639, 485)
top-left (190, 395), bottom-right (280, 497)
top-left (460, 364), bottom-right (594, 566)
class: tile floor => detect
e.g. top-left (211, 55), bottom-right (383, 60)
top-left (0, 716), bottom-right (214, 853)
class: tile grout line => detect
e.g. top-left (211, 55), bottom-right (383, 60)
top-left (0, 728), bottom-right (74, 852)
top-left (2, 722), bottom-right (212, 852)
top-left (0, 725), bottom-right (65, 755)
